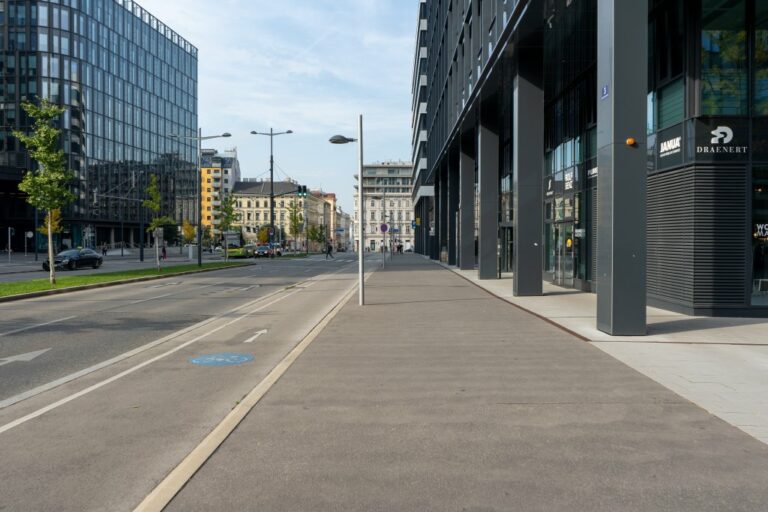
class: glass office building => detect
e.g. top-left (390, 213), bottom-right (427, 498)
top-left (0, 0), bottom-right (198, 250)
top-left (416, 0), bottom-right (768, 317)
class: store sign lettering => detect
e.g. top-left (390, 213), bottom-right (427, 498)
top-left (564, 170), bottom-right (574, 191)
top-left (696, 124), bottom-right (748, 155)
top-left (659, 136), bottom-right (681, 158)
top-left (587, 167), bottom-right (598, 178)
top-left (757, 224), bottom-right (768, 238)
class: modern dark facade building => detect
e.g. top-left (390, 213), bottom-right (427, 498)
top-left (415, 0), bottom-right (768, 330)
top-left (0, 0), bottom-right (198, 251)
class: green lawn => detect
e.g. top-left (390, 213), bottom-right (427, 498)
top-left (0, 261), bottom-right (249, 299)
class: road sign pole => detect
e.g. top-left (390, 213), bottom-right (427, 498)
top-left (7, 227), bottom-right (11, 263)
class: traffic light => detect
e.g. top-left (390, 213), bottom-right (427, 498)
top-left (296, 185), bottom-right (307, 197)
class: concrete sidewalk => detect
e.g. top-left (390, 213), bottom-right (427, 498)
top-left (447, 266), bottom-right (768, 445)
top-left (167, 254), bottom-right (768, 512)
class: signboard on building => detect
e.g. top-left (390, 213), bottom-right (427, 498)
top-left (655, 123), bottom-right (684, 171)
top-left (693, 118), bottom-right (749, 162)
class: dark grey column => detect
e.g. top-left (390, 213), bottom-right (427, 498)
top-left (438, 168), bottom-right (448, 261)
top-left (477, 124), bottom-right (499, 279)
top-left (459, 148), bottom-right (475, 270)
top-left (447, 157), bottom-right (459, 265)
top-left (513, 51), bottom-right (544, 296)
top-left (596, 0), bottom-right (648, 335)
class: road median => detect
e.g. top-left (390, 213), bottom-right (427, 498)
top-left (0, 262), bottom-right (252, 302)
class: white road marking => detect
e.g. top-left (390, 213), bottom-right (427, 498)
top-left (243, 330), bottom-right (268, 343)
top-left (0, 348), bottom-right (51, 367)
top-left (0, 262), bottom-right (356, 414)
top-left (0, 289), bottom-right (303, 435)
top-left (0, 316), bottom-right (77, 338)
top-left (133, 275), bottom-right (359, 512)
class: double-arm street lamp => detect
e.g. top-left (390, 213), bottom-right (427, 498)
top-left (329, 115), bottom-right (364, 306)
top-left (169, 129), bottom-right (231, 267)
top-left (250, 129), bottom-right (293, 246)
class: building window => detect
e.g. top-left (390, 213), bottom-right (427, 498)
top-left (756, 2), bottom-right (768, 115)
top-left (701, 0), bottom-right (747, 115)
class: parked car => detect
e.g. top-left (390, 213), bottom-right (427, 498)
top-left (43, 249), bottom-right (103, 271)
top-left (254, 245), bottom-right (272, 258)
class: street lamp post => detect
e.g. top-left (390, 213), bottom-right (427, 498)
top-left (329, 115), bottom-right (365, 306)
top-left (169, 129), bottom-right (231, 266)
top-left (250, 129), bottom-right (293, 248)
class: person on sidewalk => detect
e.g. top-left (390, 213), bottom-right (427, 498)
top-left (325, 243), bottom-right (334, 260)
top-left (161, 244), bottom-right (167, 261)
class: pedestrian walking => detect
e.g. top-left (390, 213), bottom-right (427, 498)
top-left (102, 243), bottom-right (108, 256)
top-left (325, 243), bottom-right (334, 259)
top-left (161, 244), bottom-right (167, 261)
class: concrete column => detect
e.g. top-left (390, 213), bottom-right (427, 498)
top-left (459, 147), bottom-right (475, 270)
top-left (477, 123), bottom-right (499, 279)
top-left (447, 157), bottom-right (459, 266)
top-left (513, 50), bottom-right (544, 296)
top-left (596, 0), bottom-right (648, 335)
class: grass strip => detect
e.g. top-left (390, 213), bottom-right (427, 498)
top-left (0, 262), bottom-right (249, 298)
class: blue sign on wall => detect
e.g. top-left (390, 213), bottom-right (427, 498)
top-left (190, 353), bottom-right (254, 366)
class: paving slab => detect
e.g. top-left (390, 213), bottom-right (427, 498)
top-left (167, 254), bottom-right (768, 512)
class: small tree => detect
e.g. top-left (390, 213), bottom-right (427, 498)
top-left (202, 225), bottom-right (213, 248)
top-left (142, 174), bottom-right (174, 271)
top-left (288, 200), bottom-right (303, 251)
top-left (37, 208), bottom-right (64, 238)
top-left (257, 226), bottom-right (270, 244)
top-left (182, 219), bottom-right (196, 245)
top-left (14, 99), bottom-right (75, 286)
top-left (217, 196), bottom-right (241, 262)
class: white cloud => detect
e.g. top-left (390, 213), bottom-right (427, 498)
top-left (137, 0), bottom-right (416, 211)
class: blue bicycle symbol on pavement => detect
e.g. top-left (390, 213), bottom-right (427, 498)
top-left (189, 353), bottom-right (254, 367)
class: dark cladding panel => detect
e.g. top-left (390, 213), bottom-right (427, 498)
top-left (648, 166), bottom-right (748, 311)
top-left (693, 166), bottom-right (748, 307)
top-left (647, 168), bottom-right (695, 305)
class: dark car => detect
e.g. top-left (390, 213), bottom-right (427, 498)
top-left (43, 249), bottom-right (103, 271)
top-left (254, 245), bottom-right (272, 258)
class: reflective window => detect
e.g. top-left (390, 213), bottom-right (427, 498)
top-left (701, 0), bottom-right (747, 115)
top-left (753, 167), bottom-right (768, 305)
top-left (756, 2), bottom-right (768, 114)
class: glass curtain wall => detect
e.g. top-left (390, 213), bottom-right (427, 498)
top-left (753, 4), bottom-right (768, 305)
top-left (16, 0), bottom-right (199, 248)
top-left (543, 0), bottom-right (597, 289)
top-left (701, 0), bottom-right (748, 115)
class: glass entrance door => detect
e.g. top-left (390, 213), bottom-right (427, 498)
top-left (553, 223), bottom-right (575, 287)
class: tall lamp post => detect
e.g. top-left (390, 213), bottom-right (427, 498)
top-left (330, 115), bottom-right (365, 306)
top-left (170, 129), bottom-right (231, 266)
top-left (250, 129), bottom-right (293, 247)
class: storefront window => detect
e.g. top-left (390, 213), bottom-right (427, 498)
top-left (753, 167), bottom-right (768, 306)
top-left (701, 0), bottom-right (747, 115)
top-left (756, 2), bottom-right (768, 114)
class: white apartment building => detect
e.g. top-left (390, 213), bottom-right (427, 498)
top-left (353, 161), bottom-right (414, 252)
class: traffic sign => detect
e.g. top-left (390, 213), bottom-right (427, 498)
top-left (380, 224), bottom-right (388, 233)
top-left (411, 220), bottom-right (416, 229)
top-left (392, 228), bottom-right (400, 233)
top-left (335, 228), bottom-right (345, 233)
top-left (189, 353), bottom-right (254, 366)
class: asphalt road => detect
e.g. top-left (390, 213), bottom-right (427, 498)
top-left (0, 253), bottom-right (370, 511)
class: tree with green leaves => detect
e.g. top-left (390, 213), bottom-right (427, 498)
top-left (287, 200), bottom-right (303, 251)
top-left (217, 195), bottom-right (241, 262)
top-left (14, 99), bottom-right (75, 286)
top-left (142, 174), bottom-right (174, 271)
top-left (181, 219), bottom-right (195, 245)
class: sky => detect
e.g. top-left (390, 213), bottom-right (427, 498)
top-left (138, 0), bottom-right (417, 212)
